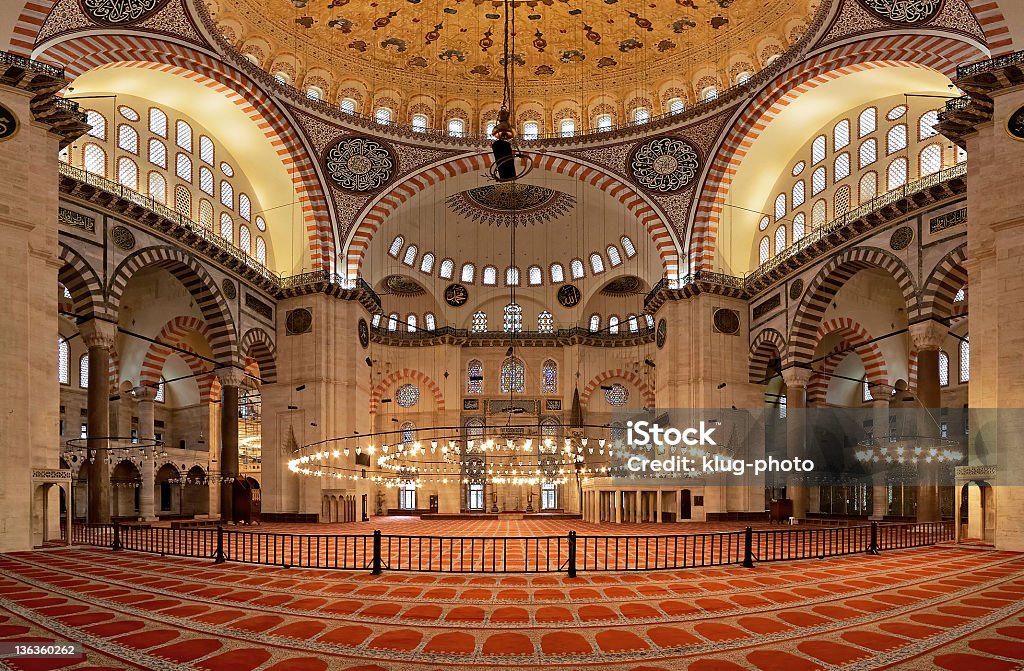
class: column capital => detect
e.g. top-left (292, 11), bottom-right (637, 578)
top-left (215, 366), bottom-right (248, 388)
top-left (133, 386), bottom-right (158, 403)
top-left (908, 320), bottom-right (947, 352)
top-left (78, 319), bottom-right (117, 350)
top-left (781, 366), bottom-right (813, 389)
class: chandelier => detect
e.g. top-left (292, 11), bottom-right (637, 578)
top-left (854, 435), bottom-right (963, 465)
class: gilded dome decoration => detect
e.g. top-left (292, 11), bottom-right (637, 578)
top-left (445, 184), bottom-right (576, 227)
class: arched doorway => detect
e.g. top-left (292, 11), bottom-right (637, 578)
top-left (111, 460), bottom-right (142, 519)
top-left (183, 465), bottom-right (209, 517)
top-left (959, 480), bottom-right (994, 543)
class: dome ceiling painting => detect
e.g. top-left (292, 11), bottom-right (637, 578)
top-left (214, 0), bottom-right (814, 118)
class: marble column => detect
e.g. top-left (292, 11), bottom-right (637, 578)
top-left (135, 386), bottom-right (157, 521)
top-left (782, 367), bottom-right (813, 519)
top-left (870, 399), bottom-right (890, 519)
top-left (80, 320), bottom-right (117, 524)
top-left (910, 320), bottom-right (946, 522)
top-left (635, 490), bottom-right (641, 523)
top-left (656, 488), bottom-right (663, 523)
top-left (217, 368), bottom-right (245, 523)
top-left (615, 490), bottom-right (622, 523)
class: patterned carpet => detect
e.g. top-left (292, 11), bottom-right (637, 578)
top-left (1, 521), bottom-right (1023, 670)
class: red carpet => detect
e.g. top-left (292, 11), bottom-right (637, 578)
top-left (1, 521), bottom-right (1023, 669)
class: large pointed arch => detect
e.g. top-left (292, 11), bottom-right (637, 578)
top-left (749, 328), bottom-right (786, 384)
top-left (807, 318), bottom-right (889, 404)
top-left (241, 327), bottom-right (278, 384)
top-left (58, 242), bottom-right (106, 320)
top-left (369, 369), bottom-right (445, 414)
top-left (580, 369), bottom-right (656, 408)
top-left (920, 243), bottom-right (968, 322)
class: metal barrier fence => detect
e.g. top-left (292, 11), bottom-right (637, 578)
top-left (70, 521), bottom-right (954, 576)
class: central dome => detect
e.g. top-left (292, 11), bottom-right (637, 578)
top-left (212, 0), bottom-right (816, 133)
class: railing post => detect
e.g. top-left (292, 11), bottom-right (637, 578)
top-left (371, 530), bottom-right (383, 575)
top-left (742, 526), bottom-right (754, 568)
top-left (567, 531), bottom-right (577, 578)
top-left (110, 521), bottom-right (121, 551)
top-left (213, 525), bottom-right (226, 564)
top-left (867, 521), bottom-right (879, 555)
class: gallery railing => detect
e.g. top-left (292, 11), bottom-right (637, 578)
top-left (71, 520), bottom-right (954, 576)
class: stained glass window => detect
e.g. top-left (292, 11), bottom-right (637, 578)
top-left (176, 153), bottom-right (192, 181)
top-left (467, 359), bottom-right (483, 394)
top-left (627, 314), bottom-right (639, 332)
top-left (541, 359), bottom-right (557, 393)
top-left (759, 237), bottom-right (770, 264)
top-left (220, 179), bottom-right (233, 208)
top-left (199, 200), bottom-right (213, 229)
top-left (117, 157), bottom-right (138, 189)
top-left (669, 99), bottom-right (685, 114)
top-left (85, 110), bottom-right (106, 139)
top-left (340, 99), bottom-right (356, 114)
top-left (424, 313), bottom-right (436, 331)
top-left (607, 246), bottom-right (622, 267)
top-left (589, 314), bottom-right (600, 332)
top-left (608, 316), bottom-right (620, 334)
top-left (175, 120), bottom-right (192, 151)
top-left (920, 144), bottom-right (942, 176)
top-left (834, 185), bottom-right (851, 216)
top-left (560, 118), bottom-right (575, 137)
top-left (501, 358), bottom-right (525, 393)
top-left (774, 193), bottom-right (787, 220)
top-left (412, 114), bottom-right (427, 132)
top-left (387, 313), bottom-right (398, 331)
top-left (954, 287), bottom-right (966, 302)
top-left (793, 213), bottom-right (806, 242)
top-left (597, 114), bottom-right (612, 130)
top-left (959, 338), bottom-right (970, 383)
top-left (570, 259), bottom-right (585, 279)
top-left (375, 108), bottom-right (391, 125)
top-left (503, 303), bottom-right (523, 333)
top-left (812, 200), bottom-right (826, 227)
top-left (938, 351), bottom-right (949, 387)
top-left (523, 121), bottom-right (539, 139)
top-left (448, 118), bottom-right (465, 137)
top-left (407, 314), bottom-right (417, 332)
top-left (888, 157), bottom-right (908, 190)
top-left (58, 338), bottom-right (69, 384)
top-left (174, 185), bottom-right (190, 217)
top-left (239, 225), bottom-right (251, 254)
top-left (633, 107), bottom-right (650, 124)
top-left (774, 226), bottom-right (786, 255)
top-left (887, 124), bottom-right (907, 154)
top-left (887, 104), bottom-right (907, 121)
top-left (396, 384), bottom-right (420, 407)
top-left (538, 311), bottom-right (553, 333)
top-left (84, 143), bottom-right (106, 176)
top-left (505, 266), bottom-right (520, 286)
top-left (759, 216), bottom-right (770, 231)
top-left (472, 311), bottom-right (487, 332)
top-left (605, 383), bottom-right (629, 406)
top-left (812, 166), bottom-right (827, 195)
top-left (834, 152), bottom-right (850, 182)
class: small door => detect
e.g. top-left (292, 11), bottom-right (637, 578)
top-left (429, 495), bottom-right (438, 513)
top-left (680, 489), bottom-right (692, 520)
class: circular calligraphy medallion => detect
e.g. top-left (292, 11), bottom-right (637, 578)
top-left (857, 0), bottom-right (943, 25)
top-left (557, 284), bottom-right (582, 308)
top-left (358, 318), bottom-right (370, 348)
top-left (0, 103), bottom-right (18, 142)
top-left (81, 0), bottom-right (169, 26)
top-left (630, 137), bottom-right (700, 193)
top-left (1007, 105), bottom-right (1024, 142)
top-left (444, 283), bottom-right (469, 307)
top-left (656, 318), bottom-right (668, 348)
top-left (323, 137), bottom-right (395, 192)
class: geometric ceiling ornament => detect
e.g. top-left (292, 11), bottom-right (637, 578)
top-left (323, 137), bottom-right (395, 192)
top-left (630, 137), bottom-right (701, 193)
top-left (445, 183), bottom-right (576, 227)
top-left (81, 0), bottom-right (169, 25)
top-left (857, 0), bottom-right (943, 24)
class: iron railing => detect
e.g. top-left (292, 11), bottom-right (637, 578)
top-left (72, 520), bottom-right (954, 576)
top-left (0, 50), bottom-right (65, 79)
top-left (956, 49), bottom-right (1024, 80)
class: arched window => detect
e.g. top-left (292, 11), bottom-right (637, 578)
top-left (273, 71), bottom-right (290, 86)
top-left (608, 315), bottom-right (620, 334)
top-left (407, 314), bottom-right (417, 332)
top-left (482, 265), bottom-right (497, 285)
top-left (528, 265), bottom-right (543, 285)
top-left (175, 153), bottom-right (192, 182)
top-left (645, 314), bottom-right (655, 329)
top-left (199, 166), bottom-right (214, 195)
top-left (174, 185), bottom-right (190, 217)
top-left (83, 143), bottom-right (106, 176)
top-left (792, 180), bottom-right (805, 208)
top-left (149, 107), bottom-right (167, 137)
top-left (388, 236), bottom-right (404, 257)
top-left (220, 213), bottom-right (233, 241)
top-left (523, 121), bottom-right (539, 140)
top-left (571, 258), bottom-right (585, 279)
top-left (774, 193), bottom-right (787, 220)
top-left (175, 120), bottom-right (192, 152)
top-left (589, 314), bottom-right (600, 332)
top-left (239, 225), bottom-right (251, 254)
top-left (858, 107), bottom-right (876, 137)
top-left (199, 200), bottom-right (213, 229)
top-left (550, 263), bottom-right (565, 283)
top-left (485, 120), bottom-right (497, 137)
top-left (590, 253), bottom-right (605, 274)
top-left (503, 303), bottom-right (523, 332)
top-left (448, 118), bottom-right (465, 137)
top-left (439, 258), bottom-right (455, 279)
top-left (859, 171), bottom-right (878, 202)
top-left (199, 135), bottom-right (214, 164)
top-left (938, 350), bottom-right (949, 387)
top-left (863, 379), bottom-right (873, 403)
top-left (411, 114), bottom-right (427, 132)
top-left (467, 359), bottom-right (483, 393)
top-left (148, 138), bottom-right (167, 168)
top-left (85, 110), bottom-right (106, 140)
top-left (736, 72), bottom-right (751, 85)
top-left (560, 118), bottom-right (575, 137)
top-left (792, 213), bottom-right (806, 242)
top-left (538, 310), bottom-right (553, 333)
top-left (340, 98), bottom-right (357, 114)
top-left (505, 266), bottom-right (520, 286)
top-left (239, 193), bottom-right (251, 221)
top-left (774, 226), bottom-right (786, 255)
top-left (834, 152), bottom-right (850, 182)
top-left (148, 172), bottom-right (166, 204)
top-left (669, 99), bottom-right (686, 114)
top-left (305, 87), bottom-right (322, 101)
top-left (812, 166), bottom-right (827, 195)
top-left (420, 252), bottom-right (435, 274)
top-left (812, 135), bottom-right (827, 164)
top-left (919, 110), bottom-right (939, 140)
top-left (58, 337), bottom-right (69, 385)
top-left (117, 157), bottom-right (138, 190)
top-left (920, 143), bottom-right (943, 176)
top-left (471, 311), bottom-right (487, 332)
top-left (220, 180), bottom-right (233, 208)
top-left (155, 377), bottom-right (166, 403)
top-left (626, 314), bottom-right (639, 332)
top-left (607, 245), bottom-right (622, 267)
top-left (959, 337), bottom-right (970, 383)
top-left (118, 124), bottom-right (138, 154)
top-left (374, 107), bottom-right (392, 125)
top-left (834, 184), bottom-right (851, 216)
top-left (621, 236), bottom-right (636, 258)
top-left (605, 383), bottom-right (629, 406)
top-left (957, 145), bottom-right (967, 163)
top-left (79, 353), bottom-right (89, 388)
top-left (461, 263), bottom-right (476, 283)
top-left (501, 357), bottom-right (525, 393)
top-left (596, 114), bottom-right (613, 131)
top-left (633, 107), bottom-right (650, 124)
top-left (887, 124), bottom-right (907, 154)
top-left (402, 244), bottom-right (418, 266)
top-left (887, 157), bottom-right (908, 190)
top-left (255, 237), bottom-right (267, 264)
top-left (812, 200), bottom-right (827, 228)
top-left (859, 138), bottom-right (878, 168)
top-left (424, 313), bottom-right (436, 331)
top-left (700, 86), bottom-right (718, 102)
top-left (758, 237), bottom-right (770, 264)
top-left (541, 359), bottom-right (557, 393)
top-left (834, 119), bottom-right (851, 150)
top-left (387, 313), bottom-right (398, 331)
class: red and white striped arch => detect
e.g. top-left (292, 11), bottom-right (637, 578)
top-left (807, 318), bottom-right (889, 404)
top-left (138, 316), bottom-right (217, 403)
top-left (345, 153), bottom-right (682, 282)
top-left (369, 369), bottom-right (445, 415)
top-left (964, 0), bottom-right (1017, 56)
top-left (580, 369), bottom-right (656, 409)
top-left (34, 34), bottom-right (335, 271)
top-left (690, 34), bottom-right (987, 271)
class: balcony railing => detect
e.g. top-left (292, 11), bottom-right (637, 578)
top-left (0, 50), bottom-right (65, 79)
top-left (956, 49), bottom-right (1024, 80)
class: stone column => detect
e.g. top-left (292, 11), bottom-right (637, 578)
top-left (656, 488), bottom-right (663, 523)
top-left (614, 490), bottom-right (622, 523)
top-left (869, 399), bottom-right (890, 520)
top-left (781, 367), bottom-right (813, 519)
top-left (217, 368), bottom-right (245, 523)
top-left (80, 320), bottom-right (117, 524)
top-left (909, 320), bottom-right (946, 523)
top-left (634, 490), bottom-right (641, 523)
top-left (135, 386), bottom-right (157, 521)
